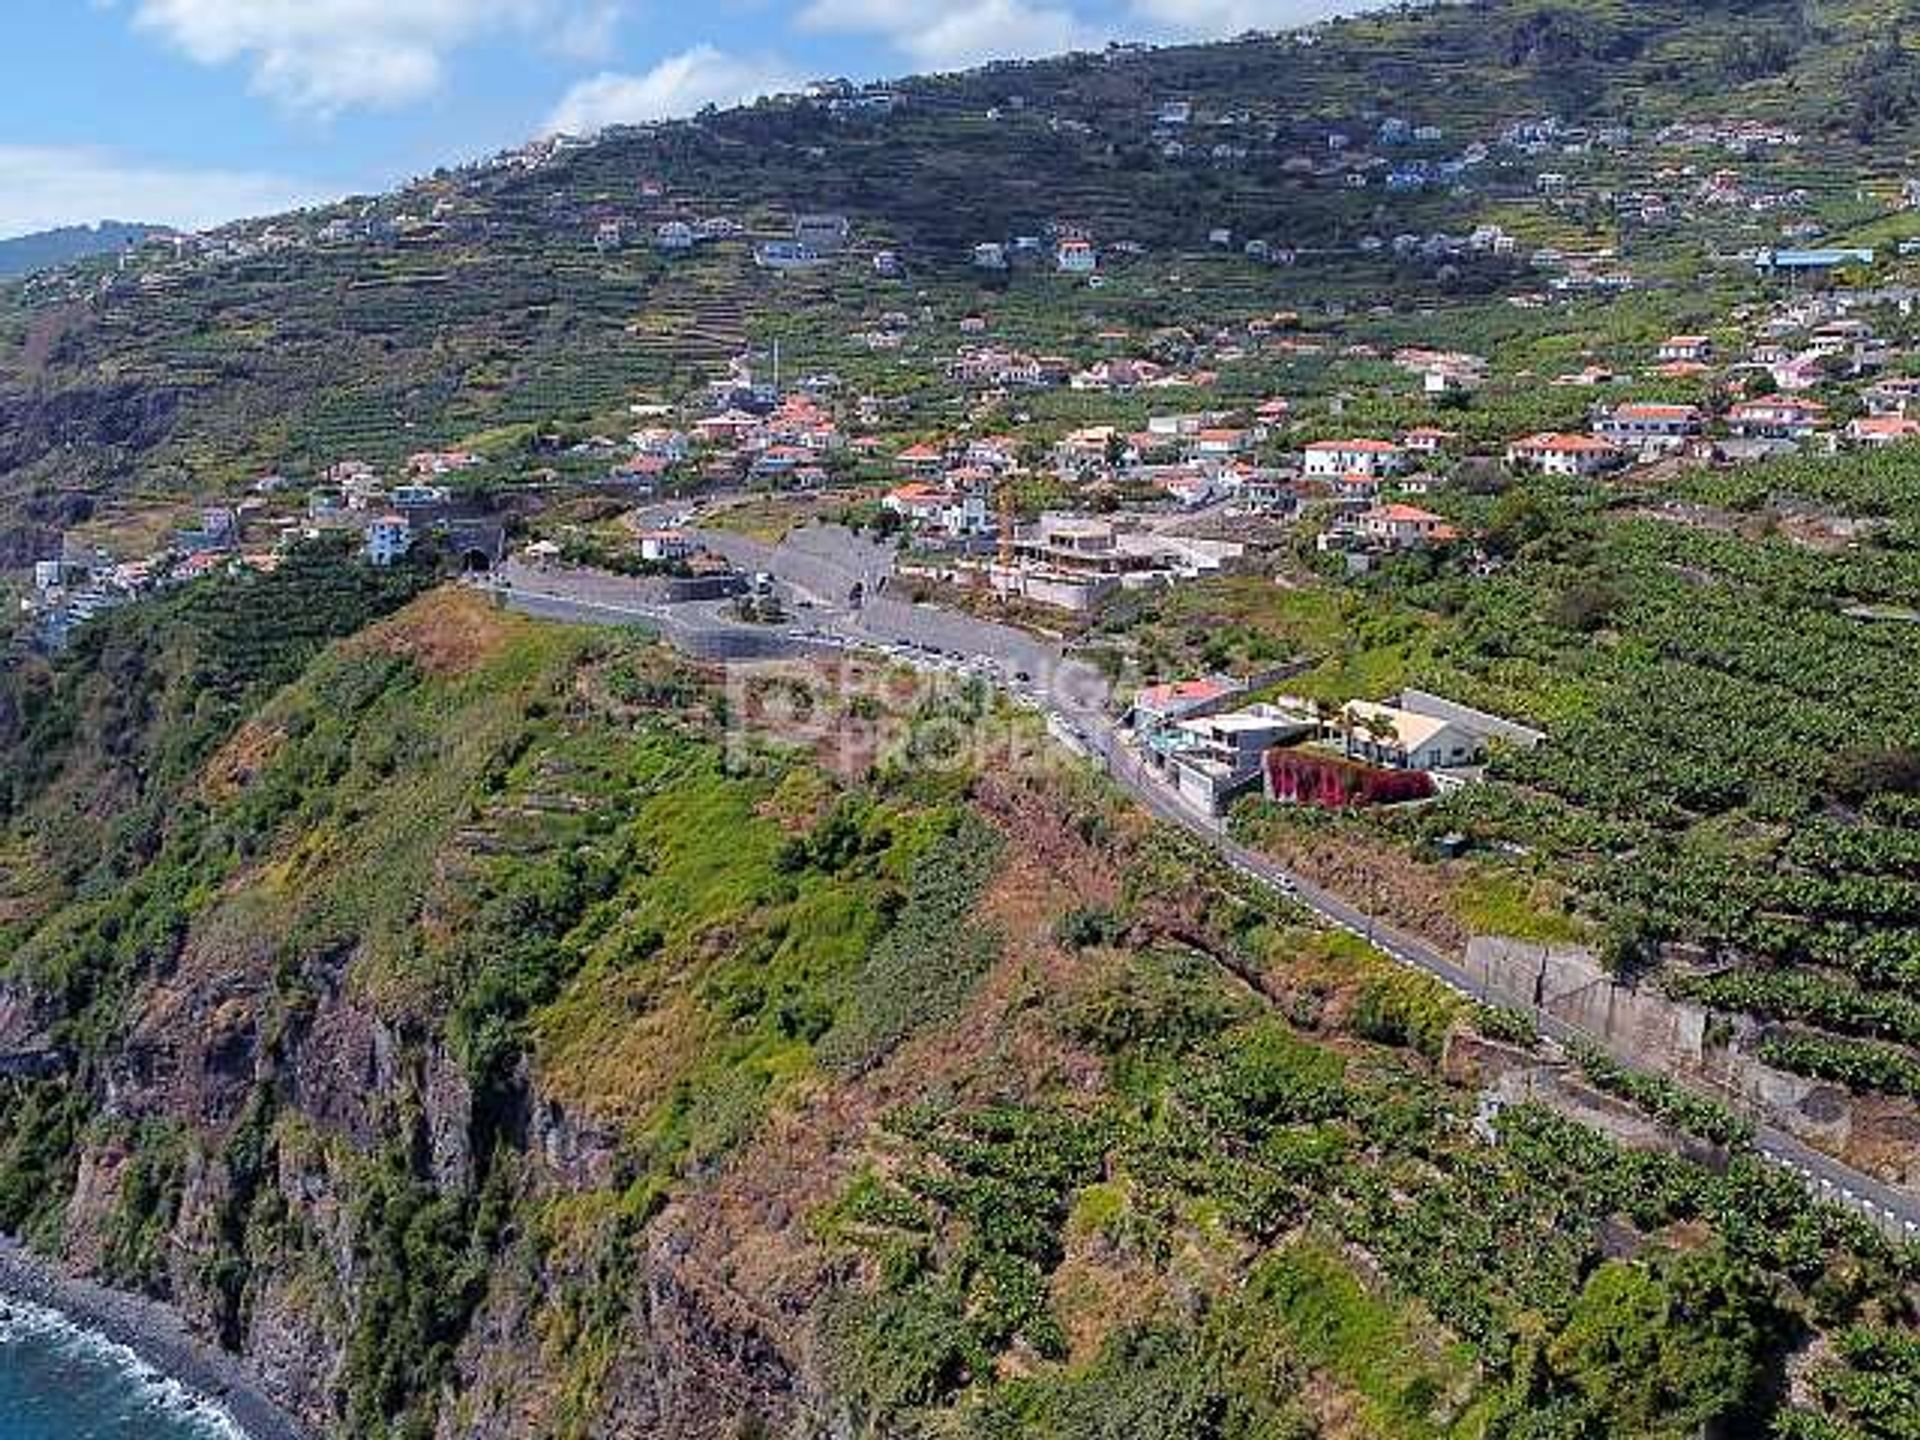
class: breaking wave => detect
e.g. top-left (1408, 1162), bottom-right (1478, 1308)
top-left (0, 1294), bottom-right (249, 1439)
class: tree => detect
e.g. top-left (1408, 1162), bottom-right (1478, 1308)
top-left (1484, 489), bottom-right (1553, 558)
top-left (1357, 712), bottom-right (1399, 764)
top-left (1549, 578), bottom-right (1624, 633)
top-left (1521, 1250), bottom-right (1792, 1439)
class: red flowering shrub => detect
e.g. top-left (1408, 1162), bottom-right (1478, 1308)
top-left (1264, 750), bottom-right (1434, 809)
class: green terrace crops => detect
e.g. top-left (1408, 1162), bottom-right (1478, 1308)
top-left (815, 937), bottom-right (1914, 1440)
top-left (1348, 472), bottom-right (1920, 1101)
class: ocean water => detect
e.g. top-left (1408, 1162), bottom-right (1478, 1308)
top-left (0, 1298), bottom-right (246, 1440)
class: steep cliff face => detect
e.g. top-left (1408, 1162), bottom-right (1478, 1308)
top-left (4, 583), bottom-right (1916, 1440)
top-left (0, 581), bottom-right (1014, 1433)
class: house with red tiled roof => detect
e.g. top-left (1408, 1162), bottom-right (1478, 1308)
top-left (1595, 402), bottom-right (1703, 449)
top-left (884, 482), bottom-right (992, 537)
top-left (1848, 414), bottom-right (1920, 447)
top-left (613, 454), bottom-right (671, 485)
top-left (1360, 503), bottom-right (1458, 548)
top-left (1505, 432), bottom-right (1623, 477)
top-left (895, 442), bottom-right (946, 475)
top-left (695, 411), bottom-right (759, 445)
top-left (1657, 335), bottom-right (1714, 364)
top-left (1402, 426), bottom-right (1458, 455)
top-left (883, 482), bottom-right (946, 523)
top-left (1192, 427), bottom-right (1250, 459)
top-left (1728, 397), bottom-right (1826, 441)
top-left (1130, 676), bottom-right (1237, 732)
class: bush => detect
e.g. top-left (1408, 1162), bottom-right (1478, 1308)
top-left (1349, 971), bottom-right (1459, 1058)
top-left (817, 814), bottom-right (1004, 1073)
top-left (1053, 905), bottom-right (1126, 950)
top-left (1572, 1042), bottom-right (1754, 1148)
top-left (1266, 751), bottom-right (1435, 810)
top-left (1472, 1004), bottom-right (1539, 1047)
top-left (1828, 746), bottom-right (1920, 806)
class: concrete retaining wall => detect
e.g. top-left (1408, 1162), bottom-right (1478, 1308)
top-left (1465, 936), bottom-right (1860, 1156)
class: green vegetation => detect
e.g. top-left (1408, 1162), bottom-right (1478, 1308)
top-left (7, 1), bottom-right (1920, 1432)
top-left (814, 925), bottom-right (1912, 1439)
top-left (816, 812), bottom-right (1004, 1073)
top-left (1570, 1041), bottom-right (1755, 1150)
top-left (98, 1121), bottom-right (189, 1295)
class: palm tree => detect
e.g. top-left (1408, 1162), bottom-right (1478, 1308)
top-left (1360, 714), bottom-right (1401, 766)
top-left (1312, 696), bottom-right (1340, 746)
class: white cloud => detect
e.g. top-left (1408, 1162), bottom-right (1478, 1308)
top-left (128, 0), bottom-right (618, 113)
top-left (798, 0), bottom-right (1108, 69)
top-left (546, 47), bottom-right (802, 134)
top-left (1128, 0), bottom-right (1394, 38)
top-left (0, 145), bottom-right (333, 238)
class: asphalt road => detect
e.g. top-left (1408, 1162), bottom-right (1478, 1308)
top-left (507, 538), bottom-right (1920, 1241)
top-left (1078, 717), bottom-right (1920, 1240)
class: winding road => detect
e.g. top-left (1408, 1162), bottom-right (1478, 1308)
top-left (505, 522), bottom-right (1920, 1241)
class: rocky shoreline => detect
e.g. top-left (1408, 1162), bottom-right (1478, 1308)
top-left (0, 1237), bottom-right (319, 1440)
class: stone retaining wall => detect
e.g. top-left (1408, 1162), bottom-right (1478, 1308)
top-left (1465, 936), bottom-right (1861, 1158)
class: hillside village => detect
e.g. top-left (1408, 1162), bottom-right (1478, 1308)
top-left (28, 232), bottom-right (1920, 828)
top-left (22, 6), bottom-right (1920, 1438)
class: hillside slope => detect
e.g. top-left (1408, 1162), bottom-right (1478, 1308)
top-left (1, 572), bottom-right (1915, 1439)
top-left (0, 223), bottom-right (167, 281)
top-left (1, 0), bottom-right (1916, 539)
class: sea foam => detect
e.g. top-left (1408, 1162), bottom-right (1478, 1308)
top-left (0, 1293), bottom-right (250, 1439)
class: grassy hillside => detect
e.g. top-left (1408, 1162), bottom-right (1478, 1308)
top-left (0, 578), bottom-right (1914, 1437)
top-left (4, 0), bottom-right (1920, 527)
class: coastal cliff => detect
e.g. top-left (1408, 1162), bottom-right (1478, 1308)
top-left (4, 573), bottom-right (1916, 1439)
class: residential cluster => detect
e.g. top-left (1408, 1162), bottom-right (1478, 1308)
top-left (1125, 678), bottom-right (1544, 816)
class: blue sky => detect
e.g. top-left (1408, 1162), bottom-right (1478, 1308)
top-left (0, 1), bottom-right (1388, 239)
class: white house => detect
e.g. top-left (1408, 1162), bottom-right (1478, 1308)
top-left (1131, 677), bottom-right (1235, 733)
top-left (638, 529), bottom-right (694, 564)
top-left (366, 514), bottom-right (412, 567)
top-left (1595, 403), bottom-right (1703, 449)
top-left (1302, 438), bottom-right (1406, 479)
top-left (1727, 397), bottom-right (1826, 441)
top-left (656, 221), bottom-right (694, 251)
top-left (1339, 700), bottom-right (1480, 771)
top-left (794, 213), bottom-right (851, 252)
top-left (1359, 503), bottom-right (1455, 548)
top-left (1505, 432), bottom-right (1623, 477)
top-left (885, 483), bottom-right (991, 537)
top-left (1657, 334), bottom-right (1714, 364)
top-left (1191, 428), bottom-right (1249, 460)
top-left (1168, 704), bottom-right (1317, 813)
top-left (1057, 240), bottom-right (1098, 274)
top-left (630, 427), bottom-right (689, 461)
top-left (1848, 415), bottom-right (1920, 448)
top-left (1864, 377), bottom-right (1920, 415)
top-left (1402, 426), bottom-right (1457, 456)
